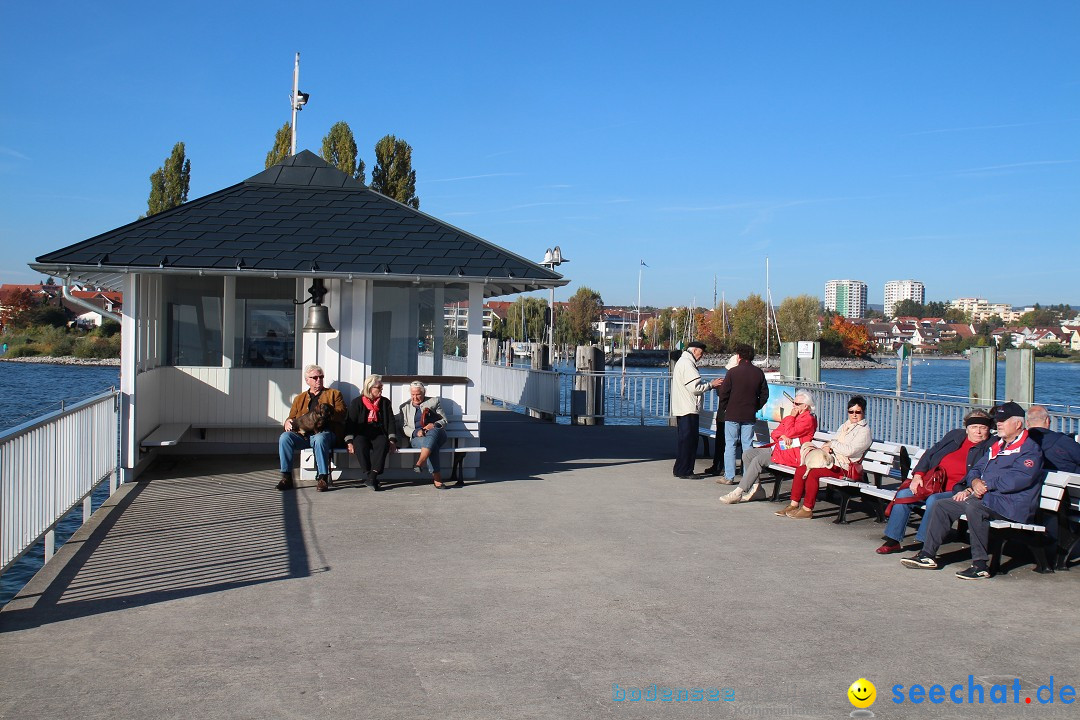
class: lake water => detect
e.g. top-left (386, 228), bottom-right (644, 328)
top-left (1, 357), bottom-right (1076, 606)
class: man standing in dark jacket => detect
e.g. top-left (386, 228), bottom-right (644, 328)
top-left (902, 402), bottom-right (1043, 580)
top-left (716, 344), bottom-right (769, 485)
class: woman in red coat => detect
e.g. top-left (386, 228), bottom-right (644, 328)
top-left (719, 389), bottom-right (818, 504)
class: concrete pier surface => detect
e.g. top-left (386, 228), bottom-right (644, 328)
top-left (2, 405), bottom-right (1077, 719)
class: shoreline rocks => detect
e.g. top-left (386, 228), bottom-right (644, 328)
top-left (0, 356), bottom-right (121, 367)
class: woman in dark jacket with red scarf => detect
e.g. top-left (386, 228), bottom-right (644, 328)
top-left (345, 374), bottom-right (398, 491)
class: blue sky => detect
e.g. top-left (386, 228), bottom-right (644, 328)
top-left (1, 1), bottom-right (1077, 310)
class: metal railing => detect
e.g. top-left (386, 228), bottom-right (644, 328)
top-left (478, 365), bottom-right (1080, 443)
top-left (482, 364), bottom-right (560, 416)
top-left (1, 389), bottom-right (120, 574)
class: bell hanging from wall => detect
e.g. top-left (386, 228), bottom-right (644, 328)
top-left (302, 303), bottom-right (335, 334)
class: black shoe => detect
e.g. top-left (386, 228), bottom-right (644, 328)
top-left (316, 474), bottom-right (329, 492)
top-left (276, 473), bottom-right (293, 491)
top-left (676, 473), bottom-right (707, 480)
top-left (370, 476), bottom-right (382, 491)
top-left (702, 465), bottom-right (721, 477)
top-left (955, 564), bottom-right (991, 580)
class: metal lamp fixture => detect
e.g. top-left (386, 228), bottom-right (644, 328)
top-left (540, 246), bottom-right (568, 366)
top-left (297, 278), bottom-right (336, 334)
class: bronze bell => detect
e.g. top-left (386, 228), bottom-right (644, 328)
top-left (302, 303), bottom-right (335, 334)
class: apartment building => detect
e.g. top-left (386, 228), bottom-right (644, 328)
top-left (884, 279), bottom-right (925, 319)
top-left (824, 279), bottom-right (867, 319)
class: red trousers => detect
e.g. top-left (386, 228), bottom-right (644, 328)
top-left (790, 465), bottom-right (844, 509)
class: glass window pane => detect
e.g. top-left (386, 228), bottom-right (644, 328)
top-left (164, 276), bottom-right (223, 366)
top-left (235, 278), bottom-right (296, 368)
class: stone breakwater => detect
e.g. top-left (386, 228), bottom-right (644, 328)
top-left (0, 356), bottom-right (120, 367)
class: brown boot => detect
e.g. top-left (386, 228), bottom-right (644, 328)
top-left (789, 506), bottom-right (813, 519)
top-left (276, 472), bottom-right (293, 491)
top-left (775, 503), bottom-right (797, 517)
top-left (316, 474), bottom-right (329, 492)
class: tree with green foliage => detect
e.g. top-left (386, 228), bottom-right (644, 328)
top-left (1019, 303), bottom-right (1066, 327)
top-left (776, 294), bottom-right (821, 342)
top-left (504, 297), bottom-right (548, 342)
top-left (371, 134), bottom-right (419, 208)
top-left (320, 121), bottom-right (365, 182)
top-left (564, 287), bottom-right (604, 345)
top-left (730, 294), bottom-right (767, 352)
top-left (891, 299), bottom-right (924, 318)
top-left (146, 142), bottom-right (191, 216)
top-left (1035, 342), bottom-right (1066, 358)
top-left (265, 123), bottom-right (292, 168)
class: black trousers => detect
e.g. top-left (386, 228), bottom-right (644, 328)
top-left (352, 430), bottom-right (390, 475)
top-left (673, 414), bottom-right (700, 476)
top-left (711, 429), bottom-right (726, 469)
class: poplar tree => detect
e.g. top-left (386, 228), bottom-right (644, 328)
top-left (146, 142), bottom-right (191, 216)
top-left (371, 134), bottom-right (419, 208)
top-left (265, 122), bottom-right (292, 168)
top-left (320, 121), bottom-right (365, 182)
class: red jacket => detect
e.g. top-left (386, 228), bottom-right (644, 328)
top-left (769, 412), bottom-right (818, 466)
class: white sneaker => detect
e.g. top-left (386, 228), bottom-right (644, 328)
top-left (719, 488), bottom-right (744, 504)
top-left (741, 482), bottom-right (761, 502)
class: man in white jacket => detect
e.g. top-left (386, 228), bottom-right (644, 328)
top-left (672, 342), bottom-right (721, 479)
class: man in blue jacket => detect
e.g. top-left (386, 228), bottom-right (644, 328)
top-left (1025, 405), bottom-right (1080, 473)
top-left (901, 402), bottom-right (1044, 580)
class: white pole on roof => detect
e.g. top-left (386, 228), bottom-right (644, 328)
top-left (290, 53), bottom-right (300, 156)
top-left (289, 53), bottom-right (309, 156)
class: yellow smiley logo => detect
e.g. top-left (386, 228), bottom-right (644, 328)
top-left (847, 678), bottom-right (876, 709)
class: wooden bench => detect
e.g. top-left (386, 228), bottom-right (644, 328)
top-left (140, 421), bottom-right (283, 447)
top-left (972, 471), bottom-right (1076, 575)
top-left (1055, 472), bottom-right (1080, 570)
top-left (140, 423), bottom-right (191, 447)
top-left (299, 419), bottom-right (486, 485)
top-left (765, 434), bottom-right (920, 523)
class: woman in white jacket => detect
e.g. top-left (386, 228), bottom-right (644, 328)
top-left (774, 395), bottom-right (872, 519)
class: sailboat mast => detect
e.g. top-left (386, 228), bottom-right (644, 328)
top-left (765, 257), bottom-right (770, 363)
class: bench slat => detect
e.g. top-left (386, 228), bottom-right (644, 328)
top-left (141, 423), bottom-right (190, 447)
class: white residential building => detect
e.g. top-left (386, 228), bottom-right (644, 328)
top-left (884, 279), bottom-right (925, 319)
top-left (825, 279), bottom-right (867, 319)
top-left (949, 297), bottom-right (1021, 323)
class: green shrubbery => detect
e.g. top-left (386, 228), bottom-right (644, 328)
top-left (1, 323), bottom-right (120, 359)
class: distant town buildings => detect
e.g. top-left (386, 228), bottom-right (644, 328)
top-left (824, 279), bottom-right (867, 319)
top-left (948, 297), bottom-right (1023, 324)
top-left (884, 279), bottom-right (925, 319)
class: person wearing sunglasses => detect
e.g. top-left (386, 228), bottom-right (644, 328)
top-left (775, 395), bottom-right (872, 519)
top-left (276, 364), bottom-right (347, 492)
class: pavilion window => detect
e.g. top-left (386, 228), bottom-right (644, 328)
top-left (234, 278), bottom-right (296, 368)
top-left (163, 276), bottom-right (223, 366)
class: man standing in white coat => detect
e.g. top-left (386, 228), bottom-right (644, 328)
top-left (672, 341), bottom-right (721, 479)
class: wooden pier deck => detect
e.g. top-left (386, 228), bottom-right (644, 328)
top-left (2, 405), bottom-right (1077, 719)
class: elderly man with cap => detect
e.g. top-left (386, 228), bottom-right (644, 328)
top-left (902, 401), bottom-right (1044, 579)
top-left (671, 341), bottom-right (722, 479)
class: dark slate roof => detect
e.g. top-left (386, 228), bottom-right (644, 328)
top-left (32, 151), bottom-right (565, 296)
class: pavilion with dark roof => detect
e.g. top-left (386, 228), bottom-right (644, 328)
top-left (31, 150), bottom-right (566, 482)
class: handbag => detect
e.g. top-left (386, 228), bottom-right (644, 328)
top-left (884, 465), bottom-right (948, 517)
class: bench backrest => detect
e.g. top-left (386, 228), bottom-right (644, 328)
top-left (382, 378), bottom-right (479, 440)
top-left (1041, 471), bottom-right (1080, 514)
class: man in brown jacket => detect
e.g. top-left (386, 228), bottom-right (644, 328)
top-left (276, 364), bottom-right (346, 492)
